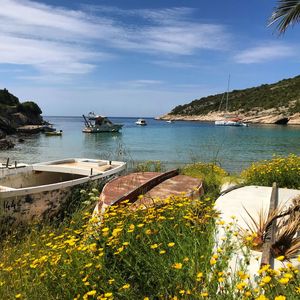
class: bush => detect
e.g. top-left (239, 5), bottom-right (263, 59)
top-left (241, 154), bottom-right (300, 188)
top-left (0, 89), bottom-right (20, 106)
top-left (181, 162), bottom-right (227, 198)
top-left (18, 101), bottom-right (42, 115)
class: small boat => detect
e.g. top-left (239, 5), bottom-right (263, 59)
top-left (41, 125), bottom-right (56, 132)
top-left (166, 120), bottom-right (174, 123)
top-left (0, 158), bottom-right (126, 229)
top-left (82, 115), bottom-right (123, 133)
top-left (215, 119), bottom-right (248, 127)
top-left (135, 118), bottom-right (147, 126)
top-left (45, 130), bottom-right (63, 136)
top-left (94, 170), bottom-right (203, 215)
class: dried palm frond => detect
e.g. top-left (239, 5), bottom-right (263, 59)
top-left (271, 214), bottom-right (300, 259)
top-left (239, 203), bottom-right (289, 251)
top-left (239, 207), bottom-right (268, 249)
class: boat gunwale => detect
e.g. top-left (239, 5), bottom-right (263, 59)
top-left (0, 159), bottom-right (126, 198)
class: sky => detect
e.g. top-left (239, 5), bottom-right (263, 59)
top-left (0, 0), bottom-right (299, 117)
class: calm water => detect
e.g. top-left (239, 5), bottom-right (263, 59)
top-left (2, 116), bottom-right (300, 173)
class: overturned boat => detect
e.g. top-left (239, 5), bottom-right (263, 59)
top-left (0, 158), bottom-right (126, 230)
top-left (94, 170), bottom-right (203, 215)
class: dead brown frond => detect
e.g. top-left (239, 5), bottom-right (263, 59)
top-left (239, 207), bottom-right (270, 250)
top-left (271, 214), bottom-right (300, 259)
top-left (239, 202), bottom-right (289, 251)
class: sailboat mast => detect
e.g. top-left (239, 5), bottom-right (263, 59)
top-left (226, 74), bottom-right (230, 112)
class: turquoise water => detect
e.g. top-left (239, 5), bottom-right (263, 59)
top-left (2, 116), bottom-right (300, 173)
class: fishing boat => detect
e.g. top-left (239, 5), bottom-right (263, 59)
top-left (0, 158), bottom-right (126, 229)
top-left (82, 115), bottom-right (123, 133)
top-left (94, 170), bottom-right (203, 215)
top-left (135, 118), bottom-right (147, 126)
top-left (215, 75), bottom-right (248, 127)
top-left (45, 130), bottom-right (63, 136)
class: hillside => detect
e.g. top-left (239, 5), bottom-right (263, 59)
top-left (159, 75), bottom-right (300, 124)
top-left (0, 89), bottom-right (44, 149)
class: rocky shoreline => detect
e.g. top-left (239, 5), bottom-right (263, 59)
top-left (156, 109), bottom-right (300, 125)
top-left (0, 89), bottom-right (45, 150)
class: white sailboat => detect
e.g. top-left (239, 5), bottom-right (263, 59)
top-left (215, 75), bottom-right (248, 127)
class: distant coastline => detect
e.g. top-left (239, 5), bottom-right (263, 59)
top-left (156, 110), bottom-right (300, 125)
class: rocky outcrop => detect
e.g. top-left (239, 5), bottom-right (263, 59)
top-left (157, 109), bottom-right (300, 125)
top-left (0, 89), bottom-right (44, 149)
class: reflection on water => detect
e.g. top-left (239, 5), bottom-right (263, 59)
top-left (1, 116), bottom-right (300, 173)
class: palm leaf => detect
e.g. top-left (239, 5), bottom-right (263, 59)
top-left (269, 0), bottom-right (300, 33)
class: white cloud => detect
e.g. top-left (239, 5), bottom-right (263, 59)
top-left (0, 0), bottom-right (230, 78)
top-left (234, 43), bottom-right (296, 64)
top-left (118, 79), bottom-right (164, 88)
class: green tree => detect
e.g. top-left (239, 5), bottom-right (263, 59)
top-left (270, 0), bottom-right (300, 33)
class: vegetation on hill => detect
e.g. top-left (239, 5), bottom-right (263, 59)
top-left (0, 88), bottom-right (43, 137)
top-left (0, 88), bottom-right (20, 107)
top-left (170, 75), bottom-right (300, 116)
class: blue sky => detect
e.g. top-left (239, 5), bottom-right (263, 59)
top-left (0, 0), bottom-right (299, 117)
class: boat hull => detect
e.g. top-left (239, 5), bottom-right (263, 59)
top-left (94, 171), bottom-right (203, 215)
top-left (0, 158), bottom-right (126, 232)
top-left (215, 120), bottom-right (248, 127)
top-left (82, 124), bottom-right (123, 133)
top-left (0, 181), bottom-right (88, 231)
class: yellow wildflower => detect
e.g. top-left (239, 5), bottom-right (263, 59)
top-left (86, 290), bottom-right (96, 296)
top-left (261, 276), bottom-right (271, 284)
top-left (276, 256), bottom-right (285, 261)
top-left (172, 263), bottom-right (182, 269)
top-left (274, 296), bottom-right (286, 300)
top-left (150, 243), bottom-right (159, 249)
top-left (255, 295), bottom-right (268, 300)
top-left (168, 242), bottom-right (175, 247)
top-left (104, 292), bottom-right (113, 297)
top-left (278, 277), bottom-right (289, 284)
top-left (122, 283), bottom-right (130, 289)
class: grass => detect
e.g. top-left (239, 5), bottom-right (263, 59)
top-left (1, 160), bottom-right (300, 299)
top-left (181, 162), bottom-right (228, 198)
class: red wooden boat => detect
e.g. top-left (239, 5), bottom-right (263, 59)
top-left (94, 169), bottom-right (203, 214)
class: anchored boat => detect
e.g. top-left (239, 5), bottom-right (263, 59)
top-left (45, 130), bottom-right (63, 136)
top-left (0, 158), bottom-right (126, 229)
top-left (135, 118), bottom-right (147, 126)
top-left (215, 75), bottom-right (248, 127)
top-left (82, 115), bottom-right (123, 133)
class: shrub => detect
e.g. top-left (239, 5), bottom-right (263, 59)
top-left (0, 89), bottom-right (20, 106)
top-left (241, 154), bottom-right (300, 188)
top-left (134, 160), bottom-right (165, 172)
top-left (182, 162), bottom-right (228, 198)
top-left (18, 101), bottom-right (42, 115)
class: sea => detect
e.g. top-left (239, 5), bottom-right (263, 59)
top-left (1, 116), bottom-right (300, 174)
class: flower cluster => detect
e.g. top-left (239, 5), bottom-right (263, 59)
top-left (241, 154), bottom-right (300, 188)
